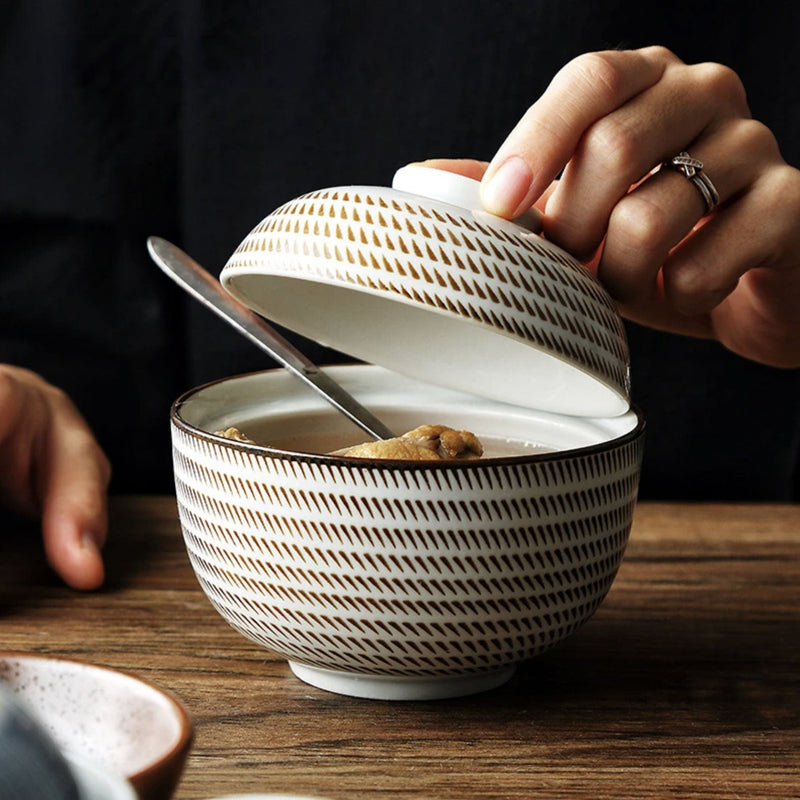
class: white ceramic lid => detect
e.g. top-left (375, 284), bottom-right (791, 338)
top-left (220, 165), bottom-right (630, 417)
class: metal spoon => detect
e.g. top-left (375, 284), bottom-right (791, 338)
top-left (146, 236), bottom-right (395, 441)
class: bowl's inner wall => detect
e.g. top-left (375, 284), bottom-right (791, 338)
top-left (175, 365), bottom-right (640, 458)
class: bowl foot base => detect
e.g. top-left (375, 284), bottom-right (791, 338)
top-left (288, 662), bottom-right (516, 701)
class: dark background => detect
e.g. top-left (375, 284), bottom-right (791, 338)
top-left (1, 1), bottom-right (798, 499)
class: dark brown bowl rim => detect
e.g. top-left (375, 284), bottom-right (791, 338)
top-left (170, 368), bottom-right (646, 469)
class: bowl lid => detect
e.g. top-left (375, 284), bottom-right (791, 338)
top-left (220, 165), bottom-right (630, 417)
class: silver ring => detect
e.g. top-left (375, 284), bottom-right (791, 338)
top-left (662, 151), bottom-right (720, 214)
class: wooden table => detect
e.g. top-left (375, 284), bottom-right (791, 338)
top-left (2, 498), bottom-right (798, 800)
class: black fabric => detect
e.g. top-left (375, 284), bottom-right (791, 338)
top-left (1, 0), bottom-right (799, 499)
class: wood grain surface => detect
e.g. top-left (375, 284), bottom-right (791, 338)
top-left (2, 498), bottom-right (798, 800)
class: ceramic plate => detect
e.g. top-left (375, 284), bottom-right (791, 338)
top-left (0, 653), bottom-right (192, 800)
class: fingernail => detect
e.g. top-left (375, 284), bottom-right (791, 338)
top-left (481, 156), bottom-right (534, 217)
top-left (73, 530), bottom-right (105, 591)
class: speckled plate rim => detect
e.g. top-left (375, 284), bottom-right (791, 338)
top-left (0, 651), bottom-right (194, 788)
top-left (170, 366), bottom-right (645, 469)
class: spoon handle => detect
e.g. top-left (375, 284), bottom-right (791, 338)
top-left (147, 236), bottom-right (395, 441)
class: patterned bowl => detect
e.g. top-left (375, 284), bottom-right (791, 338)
top-left (0, 653), bottom-right (193, 800)
top-left (171, 365), bottom-right (644, 700)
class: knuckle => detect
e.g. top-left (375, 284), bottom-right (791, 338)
top-left (664, 260), bottom-right (732, 315)
top-left (609, 196), bottom-right (669, 262)
top-left (764, 163), bottom-right (800, 202)
top-left (565, 51), bottom-right (629, 105)
top-left (582, 117), bottom-right (642, 176)
top-left (600, 199), bottom-right (668, 301)
top-left (45, 383), bottom-right (71, 407)
top-left (694, 61), bottom-right (748, 112)
top-left (643, 44), bottom-right (680, 64)
top-left (729, 118), bottom-right (781, 161)
top-left (757, 165), bottom-right (800, 258)
top-left (69, 429), bottom-right (112, 486)
top-left (664, 261), bottom-right (702, 306)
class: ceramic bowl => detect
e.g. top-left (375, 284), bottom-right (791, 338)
top-left (171, 365), bottom-right (644, 700)
top-left (0, 653), bottom-right (193, 800)
top-left (170, 165), bottom-right (645, 699)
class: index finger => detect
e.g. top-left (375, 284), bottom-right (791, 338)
top-left (480, 47), bottom-right (675, 218)
top-left (39, 390), bottom-right (111, 591)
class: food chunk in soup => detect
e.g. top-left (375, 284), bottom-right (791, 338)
top-left (214, 426), bottom-right (256, 444)
top-left (216, 423), bottom-right (484, 461)
top-left (331, 424), bottom-right (483, 461)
